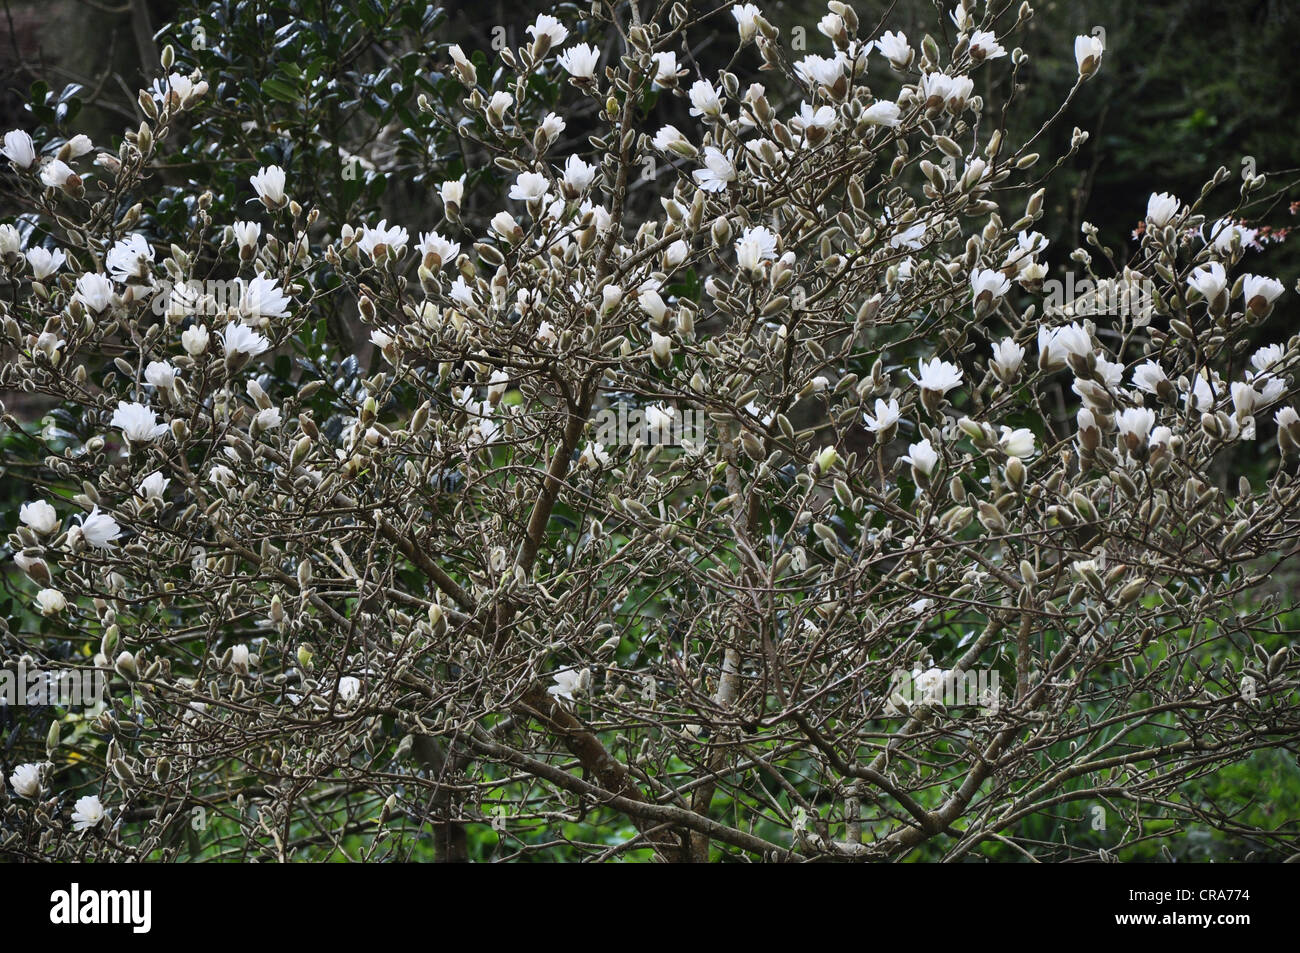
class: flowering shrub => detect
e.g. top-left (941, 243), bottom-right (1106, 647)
top-left (2, 0), bottom-right (1299, 862)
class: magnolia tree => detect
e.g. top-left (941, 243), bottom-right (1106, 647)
top-left (2, 0), bottom-right (1299, 863)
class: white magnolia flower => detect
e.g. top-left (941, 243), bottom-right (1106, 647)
top-left (418, 230), bottom-right (459, 267)
top-left (0, 223), bottom-right (18, 255)
top-left (71, 794), bottom-right (105, 831)
top-left (25, 246), bottom-right (65, 280)
top-left (874, 30), bottom-right (912, 69)
top-left (862, 398), bottom-right (901, 433)
top-left (910, 357), bottom-right (964, 394)
top-left (990, 338), bottom-right (1025, 381)
top-left (547, 668), bottom-right (584, 702)
top-left (232, 220), bottom-right (261, 253)
top-left (1146, 192), bottom-right (1180, 227)
top-left (1074, 33), bottom-right (1104, 77)
top-left (652, 124), bottom-right (692, 155)
top-left (795, 54), bottom-right (846, 93)
top-left (651, 51), bottom-right (681, 86)
top-left (137, 471), bottom-right (170, 499)
top-left (1209, 218), bottom-right (1258, 255)
top-left (693, 147), bottom-right (735, 192)
top-left (63, 134), bottom-right (94, 157)
top-left (1054, 322), bottom-right (1093, 359)
top-left (562, 155), bottom-right (596, 192)
top-left (39, 158), bottom-right (78, 188)
top-left (578, 441), bottom-right (610, 470)
top-left (732, 3), bottom-right (763, 42)
top-left (222, 323), bottom-right (270, 360)
top-left (106, 233), bottom-right (154, 282)
top-left (238, 275), bottom-right (292, 319)
top-left (1242, 274), bottom-right (1284, 315)
top-left (557, 43), bottom-right (600, 79)
top-left (111, 401), bottom-right (166, 442)
top-left (144, 360), bottom-right (177, 391)
top-left (9, 763), bottom-right (41, 799)
top-left (792, 102), bottom-right (838, 140)
top-left (913, 666), bottom-right (949, 704)
top-left (19, 499), bottom-right (58, 534)
top-left (1187, 262), bottom-right (1227, 302)
top-left (508, 171), bottom-right (549, 202)
top-left (735, 226), bottom-right (778, 271)
top-left (249, 165), bottom-right (288, 208)
top-left (1131, 361), bottom-right (1168, 396)
top-left (35, 588), bottom-right (66, 615)
top-left (526, 14), bottom-right (568, 51)
top-left (254, 407), bottom-right (282, 431)
top-left (688, 79), bottom-right (723, 118)
top-left (1116, 407), bottom-right (1156, 446)
top-left (486, 91), bottom-right (513, 124)
top-left (901, 438), bottom-right (940, 477)
top-left (440, 175), bottom-right (465, 208)
top-left (999, 426), bottom-right (1037, 458)
top-left (448, 44), bottom-right (476, 84)
top-left (77, 506), bottom-right (121, 548)
top-left (639, 290), bottom-right (668, 322)
top-left (969, 30), bottom-right (1006, 61)
top-left (74, 273), bottom-right (115, 312)
top-left (2, 129), bottom-right (36, 168)
top-left (357, 219), bottom-right (409, 260)
top-left (181, 324), bottom-right (210, 356)
top-left (863, 100), bottom-right (902, 127)
top-left (1250, 343), bottom-right (1285, 374)
top-left (337, 675), bottom-right (361, 703)
top-left (970, 268), bottom-right (1011, 306)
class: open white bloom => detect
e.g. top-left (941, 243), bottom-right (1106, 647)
top-left (547, 668), bottom-right (584, 702)
top-left (137, 471), bottom-right (170, 499)
top-left (1242, 274), bottom-right (1284, 315)
top-left (249, 164), bottom-right (287, 208)
top-left (209, 464), bottom-right (235, 484)
top-left (1146, 192), bottom-right (1180, 227)
top-left (111, 401), bottom-right (166, 442)
top-left (232, 220), bottom-right (261, 253)
top-left (418, 230), bottom-right (459, 267)
top-left (106, 233), bottom-right (154, 283)
top-left (74, 273), bottom-right (115, 312)
top-left (652, 124), bottom-right (692, 155)
top-left (144, 360), bottom-right (176, 391)
top-left (77, 506), bottom-right (121, 548)
top-left (1209, 218), bottom-right (1257, 255)
top-left (2, 129), bottom-right (36, 168)
top-left (9, 763), bottom-right (40, 799)
top-left (579, 441), bottom-right (610, 470)
top-left (62, 135), bottom-right (92, 158)
top-left (901, 438), bottom-right (940, 477)
top-left (1054, 321), bottom-right (1092, 359)
top-left (792, 102), bottom-right (838, 140)
top-left (1074, 33), bottom-right (1104, 77)
top-left (732, 3), bottom-right (762, 42)
top-left (20, 499), bottom-right (58, 534)
top-left (181, 324), bottom-right (210, 356)
top-left (1131, 360), bottom-right (1168, 396)
top-left (357, 220), bottom-right (409, 261)
top-left (688, 79), bottom-right (723, 119)
top-left (875, 30), bottom-right (912, 69)
top-left (508, 171), bottom-right (549, 202)
top-left (222, 323), bottom-right (270, 360)
top-left (254, 407), bottom-right (282, 431)
top-left (735, 226), bottom-right (778, 271)
top-left (557, 43), bottom-right (600, 79)
top-left (969, 30), bottom-right (1006, 61)
top-left (999, 426), bottom-right (1037, 458)
top-left (913, 666), bottom-right (950, 704)
top-left (237, 275), bottom-right (292, 321)
top-left (910, 357), bottom-right (964, 394)
top-left (693, 147), bottom-right (735, 192)
top-left (562, 155), bottom-right (596, 192)
top-left (1187, 262), bottom-right (1227, 302)
top-left (970, 268), bottom-right (1011, 306)
top-left (862, 398), bottom-right (901, 433)
top-left (1116, 407), bottom-right (1156, 448)
top-left (863, 100), bottom-right (902, 127)
top-left (795, 54), bottom-right (847, 93)
top-left (36, 588), bottom-right (66, 616)
top-left (990, 338), bottom-right (1025, 382)
top-left (526, 14), bottom-right (568, 51)
top-left (26, 246), bottom-right (65, 280)
top-left (1251, 343), bottom-right (1285, 374)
